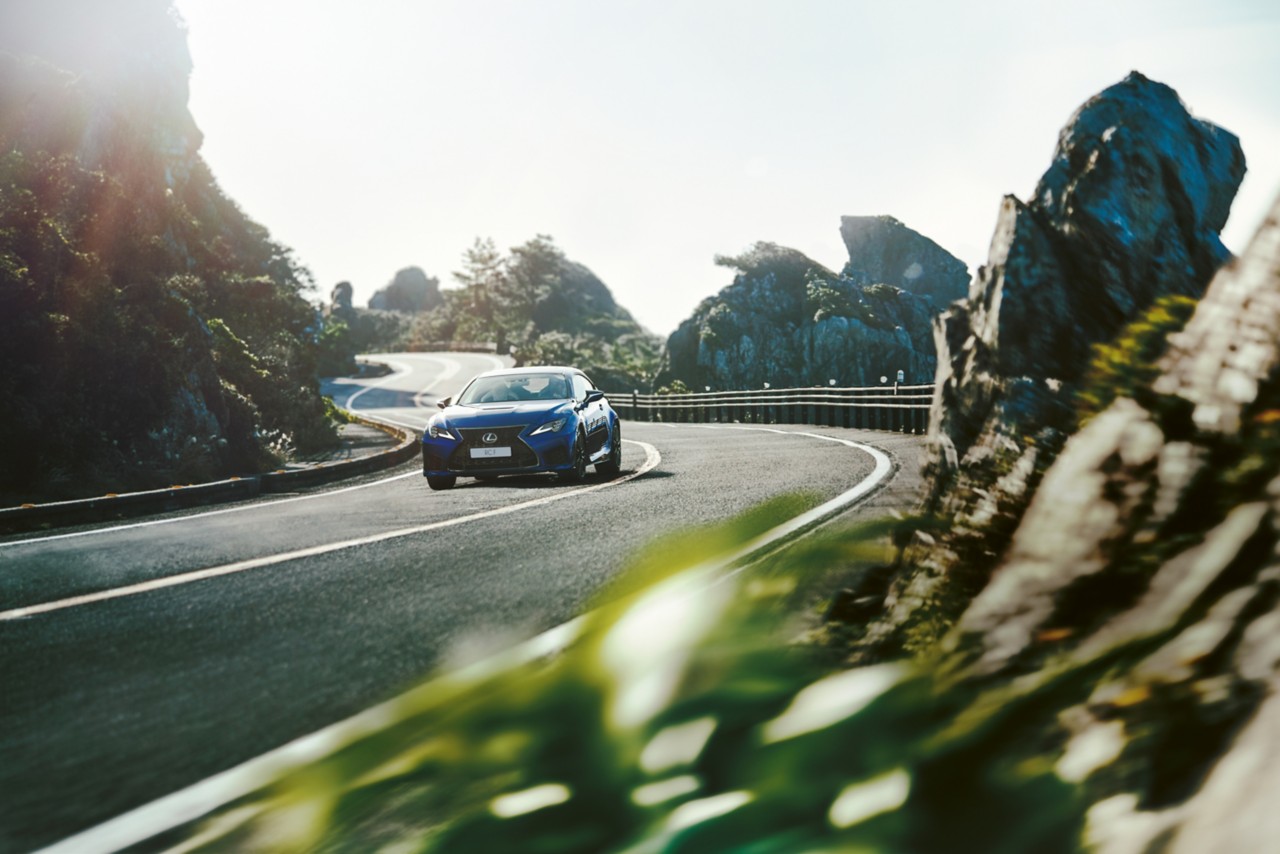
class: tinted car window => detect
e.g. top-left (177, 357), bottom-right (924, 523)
top-left (459, 373), bottom-right (571, 404)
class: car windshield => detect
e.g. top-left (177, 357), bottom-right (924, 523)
top-left (457, 373), bottom-right (571, 405)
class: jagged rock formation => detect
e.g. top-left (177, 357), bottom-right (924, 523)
top-left (655, 217), bottom-right (967, 391)
top-left (840, 215), bottom-right (969, 306)
top-left (844, 73), bottom-right (1246, 661)
top-left (936, 193), bottom-right (1280, 851)
top-left (930, 71), bottom-right (1244, 477)
top-left (330, 281), bottom-right (355, 314)
top-left (368, 266), bottom-right (443, 313)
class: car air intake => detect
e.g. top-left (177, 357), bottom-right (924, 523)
top-left (449, 426), bottom-right (537, 471)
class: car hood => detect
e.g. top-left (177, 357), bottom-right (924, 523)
top-left (441, 401), bottom-right (572, 429)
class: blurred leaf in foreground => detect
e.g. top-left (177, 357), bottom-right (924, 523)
top-left (166, 499), bottom-right (1087, 854)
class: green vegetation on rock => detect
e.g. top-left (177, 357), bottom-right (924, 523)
top-left (331, 236), bottom-right (663, 390)
top-left (0, 5), bottom-right (339, 501)
top-left (1076, 294), bottom-right (1198, 421)
top-left (657, 233), bottom-right (957, 392)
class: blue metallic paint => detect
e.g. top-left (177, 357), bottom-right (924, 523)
top-left (422, 367), bottom-right (619, 482)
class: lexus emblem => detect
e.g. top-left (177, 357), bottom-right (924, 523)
top-left (482, 432), bottom-right (498, 445)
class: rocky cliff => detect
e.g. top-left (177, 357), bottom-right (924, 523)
top-left (840, 215), bottom-right (970, 306)
top-left (0, 0), bottom-right (336, 500)
top-left (655, 218), bottom-right (968, 391)
top-left (840, 73), bottom-right (1247, 662)
top-left (930, 71), bottom-right (1244, 477)
top-left (927, 191), bottom-right (1280, 852)
top-left (368, 266), bottom-right (444, 313)
top-left (819, 72), bottom-right (1280, 848)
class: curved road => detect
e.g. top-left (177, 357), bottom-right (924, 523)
top-left (0, 352), bottom-right (924, 851)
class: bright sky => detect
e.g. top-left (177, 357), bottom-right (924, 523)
top-left (175, 0), bottom-right (1280, 337)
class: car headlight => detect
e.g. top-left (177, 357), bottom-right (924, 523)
top-left (530, 417), bottom-right (568, 436)
top-left (426, 414), bottom-right (455, 440)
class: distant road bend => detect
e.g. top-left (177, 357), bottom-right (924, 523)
top-left (0, 351), bottom-right (925, 851)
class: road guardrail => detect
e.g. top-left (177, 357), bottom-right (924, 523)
top-left (0, 412), bottom-right (419, 535)
top-left (607, 382), bottom-right (934, 433)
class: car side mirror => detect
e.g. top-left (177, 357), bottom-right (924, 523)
top-left (584, 390), bottom-right (606, 405)
top-left (436, 396), bottom-right (452, 409)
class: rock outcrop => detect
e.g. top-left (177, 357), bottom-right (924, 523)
top-left (840, 215), bottom-right (969, 306)
top-left (655, 217), bottom-right (968, 391)
top-left (843, 73), bottom-right (1246, 661)
top-left (936, 192), bottom-right (1280, 852)
top-left (930, 71), bottom-right (1245, 478)
top-left (368, 266), bottom-right (444, 313)
top-left (0, 1), bottom-right (337, 499)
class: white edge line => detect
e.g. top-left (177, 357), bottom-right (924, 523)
top-left (0, 471), bottom-right (423, 550)
top-left (1, 442), bottom-right (662, 623)
top-left (342, 359), bottom-right (410, 409)
top-left (0, 413), bottom-right (680, 550)
top-left (36, 429), bottom-right (895, 854)
top-left (408, 354), bottom-right (461, 408)
top-left (4, 355), bottom-right (466, 550)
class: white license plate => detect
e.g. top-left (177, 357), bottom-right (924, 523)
top-left (469, 447), bottom-right (512, 459)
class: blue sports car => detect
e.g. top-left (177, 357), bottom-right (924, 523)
top-left (421, 366), bottom-right (622, 490)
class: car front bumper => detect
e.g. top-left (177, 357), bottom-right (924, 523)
top-left (422, 428), bottom-right (575, 477)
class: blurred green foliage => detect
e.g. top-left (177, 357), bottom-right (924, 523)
top-left (166, 501), bottom-right (1088, 853)
top-left (1076, 294), bottom-right (1197, 421)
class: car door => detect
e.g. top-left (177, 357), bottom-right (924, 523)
top-left (573, 372), bottom-right (609, 455)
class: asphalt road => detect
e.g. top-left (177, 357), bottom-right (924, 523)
top-left (0, 353), bottom-right (926, 851)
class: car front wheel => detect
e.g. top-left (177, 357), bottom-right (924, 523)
top-left (426, 475), bottom-right (456, 491)
top-left (596, 423), bottom-right (622, 477)
top-left (558, 431), bottom-right (588, 483)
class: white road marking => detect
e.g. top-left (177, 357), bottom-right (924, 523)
top-left (352, 412), bottom-right (432, 431)
top-left (410, 355), bottom-right (461, 408)
top-left (342, 359), bottom-right (411, 409)
top-left (1, 442), bottom-right (662, 622)
top-left (3, 353), bottom-right (478, 550)
top-left (38, 429), bottom-right (895, 854)
top-left (0, 471), bottom-right (422, 550)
